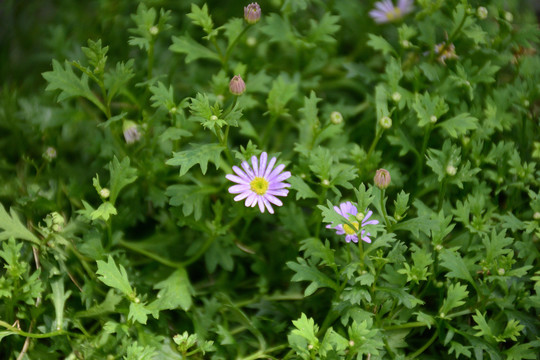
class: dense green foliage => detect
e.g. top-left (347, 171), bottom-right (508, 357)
top-left (1, 0), bottom-right (540, 359)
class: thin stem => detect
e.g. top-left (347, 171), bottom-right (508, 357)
top-left (407, 331), bottom-right (437, 359)
top-left (180, 234), bottom-right (217, 266)
top-left (367, 128), bottom-right (383, 161)
top-left (238, 344), bottom-right (288, 360)
top-left (380, 189), bottom-right (391, 231)
top-left (118, 239), bottom-right (184, 269)
top-left (416, 124), bottom-right (432, 180)
top-left (261, 114), bottom-right (279, 148)
top-left (223, 25), bottom-right (251, 70)
top-left (383, 322), bottom-right (428, 331)
top-left (0, 320), bottom-right (81, 339)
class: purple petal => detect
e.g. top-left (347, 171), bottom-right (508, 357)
top-left (363, 219), bottom-right (379, 226)
top-left (264, 194), bottom-right (283, 207)
top-left (226, 174), bottom-right (249, 185)
top-left (251, 155), bottom-right (259, 177)
top-left (241, 161), bottom-right (255, 179)
top-left (257, 196), bottom-right (265, 213)
top-left (245, 193), bottom-right (257, 207)
top-left (271, 171), bottom-right (291, 183)
top-left (228, 184), bottom-right (250, 194)
top-left (234, 191), bottom-right (250, 201)
top-left (333, 205), bottom-right (343, 216)
top-left (263, 157), bottom-right (277, 178)
top-left (364, 210), bottom-right (373, 221)
top-left (232, 166), bottom-right (251, 183)
top-left (269, 182), bottom-right (291, 190)
top-left (267, 189), bottom-right (289, 197)
top-left (267, 164), bottom-right (286, 181)
top-left (259, 152), bottom-right (267, 177)
top-left (263, 198), bottom-right (275, 214)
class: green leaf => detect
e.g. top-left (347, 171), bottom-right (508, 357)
top-left (392, 215), bottom-right (437, 238)
top-left (472, 310), bottom-right (493, 339)
top-left (128, 301), bottom-right (151, 324)
top-left (149, 81), bottom-right (175, 111)
top-left (81, 39), bottom-right (108, 74)
top-left (307, 13), bottom-right (340, 45)
top-left (378, 286), bottom-right (424, 309)
top-left (259, 13), bottom-right (293, 44)
top-left (266, 76), bottom-right (298, 117)
top-left (439, 282), bottom-right (468, 316)
top-left (287, 258), bottom-right (339, 296)
top-left (90, 202), bottom-right (117, 221)
top-left (187, 3), bottom-right (217, 38)
top-left (291, 313), bottom-right (319, 346)
top-left (170, 35), bottom-right (220, 63)
top-left (300, 238), bottom-right (335, 268)
top-left (289, 176), bottom-right (319, 200)
top-left (354, 183), bottom-right (375, 212)
top-left (393, 191), bottom-right (410, 220)
top-left (75, 290), bottom-right (122, 318)
top-left (166, 143), bottom-right (224, 177)
top-left (124, 341), bottom-right (157, 360)
top-left (42, 60), bottom-right (106, 115)
top-left (437, 113), bottom-right (478, 138)
top-left (221, 18), bottom-right (244, 50)
top-left (439, 249), bottom-right (476, 286)
top-left (96, 256), bottom-right (135, 298)
top-left (0, 204), bottom-right (40, 244)
top-left (412, 92), bottom-right (449, 127)
top-left (151, 268), bottom-right (193, 311)
top-left (165, 184), bottom-right (212, 220)
top-left (104, 60), bottom-right (134, 102)
top-left (109, 156), bottom-right (138, 204)
top-left (367, 34), bottom-right (394, 56)
top-left (50, 277), bottom-right (71, 331)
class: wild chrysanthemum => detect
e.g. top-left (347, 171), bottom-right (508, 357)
top-left (369, 0), bottom-right (414, 24)
top-left (226, 152), bottom-right (291, 214)
top-left (326, 201), bottom-right (379, 243)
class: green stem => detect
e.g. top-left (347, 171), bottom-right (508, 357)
top-left (261, 115), bottom-right (279, 148)
top-left (147, 40), bottom-right (155, 80)
top-left (380, 189), bottom-right (391, 231)
top-left (407, 331), bottom-right (437, 359)
top-left (317, 280), bottom-right (348, 336)
top-left (383, 322), bottom-right (428, 331)
top-left (211, 38), bottom-right (225, 64)
top-left (238, 344), bottom-right (288, 360)
top-left (367, 128), bottom-right (383, 161)
top-left (180, 234), bottom-right (217, 266)
top-left (416, 124), bottom-right (432, 180)
top-left (117, 239), bottom-right (184, 269)
top-left (223, 25), bottom-right (251, 71)
top-left (0, 320), bottom-right (81, 338)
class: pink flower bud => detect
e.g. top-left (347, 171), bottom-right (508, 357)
top-left (374, 169), bottom-right (391, 189)
top-left (229, 75), bottom-right (246, 95)
top-left (244, 3), bottom-right (261, 24)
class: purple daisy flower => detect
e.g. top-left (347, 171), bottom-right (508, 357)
top-left (226, 152), bottom-right (291, 214)
top-left (369, 0), bottom-right (414, 24)
top-left (326, 201), bottom-right (379, 243)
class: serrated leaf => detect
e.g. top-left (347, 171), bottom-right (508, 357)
top-left (170, 35), bottom-right (220, 63)
top-left (439, 282), bottom-right (468, 316)
top-left (377, 286), bottom-right (424, 309)
top-left (149, 81), bottom-right (175, 111)
top-left (109, 156), bottom-right (138, 205)
top-left (96, 256), bottom-right (134, 298)
top-left (439, 249), bottom-right (475, 286)
top-left (289, 176), bottom-right (319, 200)
top-left (90, 202), bottom-right (117, 221)
top-left (292, 313), bottom-right (319, 346)
top-left (307, 13), bottom-right (340, 45)
top-left (438, 112), bottom-right (478, 138)
top-left (42, 60), bottom-right (106, 115)
top-left (128, 301), bottom-right (151, 324)
top-left (166, 143), bottom-right (224, 176)
top-left (165, 184), bottom-right (211, 220)
top-left (367, 34), bottom-right (394, 56)
top-left (0, 203), bottom-right (40, 244)
top-left (266, 76), bottom-right (298, 117)
top-left (287, 258), bottom-right (338, 296)
top-left (151, 268), bottom-right (193, 311)
top-left (75, 290), bottom-right (122, 318)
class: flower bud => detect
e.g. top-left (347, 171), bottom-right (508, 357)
top-left (246, 36), bottom-right (257, 47)
top-left (322, 179), bottom-right (330, 186)
top-left (430, 115), bottom-right (437, 123)
top-left (244, 3), bottom-right (261, 24)
top-left (498, 268), bottom-right (505, 276)
top-left (149, 26), bottom-right (159, 36)
top-left (330, 111), bottom-right (343, 125)
top-left (401, 40), bottom-right (411, 48)
top-left (374, 168), bottom-right (391, 189)
top-left (123, 120), bottom-right (141, 144)
top-left (379, 116), bottom-right (392, 129)
top-left (229, 75), bottom-right (246, 95)
top-left (446, 165), bottom-right (457, 176)
top-left (504, 11), bottom-right (513, 22)
top-left (477, 6), bottom-right (488, 19)
top-left (533, 212), bottom-right (540, 220)
top-left (392, 92), bottom-right (402, 102)
top-left (43, 147), bottom-right (57, 161)
top-left (100, 188), bottom-right (110, 199)
top-left (210, 115), bottom-right (218, 121)
top-left (349, 340), bottom-right (355, 347)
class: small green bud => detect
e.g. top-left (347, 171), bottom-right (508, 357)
top-left (210, 115), bottom-right (218, 121)
top-left (392, 92), bottom-right (402, 102)
top-left (504, 11), bottom-right (513, 22)
top-left (330, 111), bottom-right (343, 125)
top-left (43, 147), bottom-right (57, 161)
top-left (379, 116), bottom-right (392, 129)
top-left (100, 188), bottom-right (110, 198)
top-left (446, 165), bottom-right (457, 176)
top-left (533, 212), bottom-right (540, 220)
top-left (430, 115), bottom-right (437, 123)
top-left (498, 268), bottom-right (505, 276)
top-left (401, 39), bottom-right (411, 48)
top-left (477, 6), bottom-right (488, 19)
top-left (322, 179), bottom-right (330, 186)
top-left (246, 36), bottom-right (257, 47)
top-left (149, 26), bottom-right (159, 36)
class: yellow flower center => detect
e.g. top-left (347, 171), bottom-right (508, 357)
top-left (386, 7), bottom-right (402, 21)
top-left (343, 221), bottom-right (360, 235)
top-left (250, 177), bottom-right (269, 195)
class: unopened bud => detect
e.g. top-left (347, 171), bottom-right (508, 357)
top-left (435, 244), bottom-right (443, 251)
top-left (349, 340), bottom-right (355, 347)
top-left (504, 11), bottom-right (513, 22)
top-left (170, 106), bottom-right (177, 114)
top-left (210, 115), bottom-right (218, 121)
top-left (392, 92), bottom-right (402, 102)
top-left (523, 99), bottom-right (530, 107)
top-left (355, 212), bottom-right (365, 221)
top-left (308, 344), bottom-right (314, 350)
top-left (43, 147), bottom-right (57, 161)
top-left (446, 165), bottom-right (457, 176)
top-left (430, 115), bottom-right (437, 123)
top-left (534, 212), bottom-right (540, 220)
top-left (149, 26), bottom-right (159, 36)
top-left (379, 116), bottom-right (392, 129)
top-left (123, 120), bottom-right (141, 144)
top-left (401, 40), bottom-right (411, 48)
top-left (322, 179), bottom-right (330, 186)
top-left (244, 3), bottom-right (261, 24)
top-left (498, 268), bottom-right (505, 276)
top-left (100, 188), bottom-right (110, 199)
top-left (477, 6), bottom-right (488, 19)
top-left (374, 168), bottom-right (391, 189)
top-left (229, 75), bottom-right (246, 95)
top-left (330, 111), bottom-right (343, 125)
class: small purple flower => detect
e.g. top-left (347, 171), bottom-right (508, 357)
top-left (434, 42), bottom-right (458, 64)
top-left (326, 202), bottom-right (379, 243)
top-left (226, 152), bottom-right (291, 214)
top-left (244, 3), bottom-right (261, 24)
top-left (369, 0), bottom-right (414, 24)
top-left (123, 121), bottom-right (141, 144)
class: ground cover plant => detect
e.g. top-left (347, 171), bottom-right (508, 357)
top-left (1, 0), bottom-right (540, 358)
